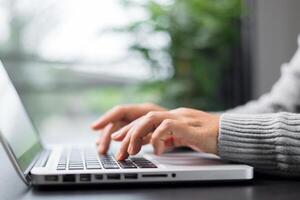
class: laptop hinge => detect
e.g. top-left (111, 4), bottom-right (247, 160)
top-left (24, 148), bottom-right (49, 176)
top-left (26, 173), bottom-right (32, 184)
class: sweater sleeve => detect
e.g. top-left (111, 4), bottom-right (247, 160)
top-left (218, 36), bottom-right (300, 176)
top-left (218, 112), bottom-right (300, 176)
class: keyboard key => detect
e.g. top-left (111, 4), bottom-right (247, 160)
top-left (70, 164), bottom-right (83, 166)
top-left (118, 160), bottom-right (137, 169)
top-left (69, 165), bottom-right (84, 170)
top-left (69, 162), bottom-right (83, 165)
top-left (102, 164), bottom-right (119, 169)
top-left (86, 165), bottom-right (102, 169)
top-left (69, 167), bottom-right (84, 170)
top-left (99, 155), bottom-right (120, 169)
top-left (69, 164), bottom-right (84, 167)
top-left (86, 161), bottom-right (100, 163)
top-left (69, 165), bottom-right (84, 168)
top-left (57, 166), bottom-right (66, 170)
top-left (136, 164), bottom-right (157, 168)
top-left (130, 157), bottom-right (157, 168)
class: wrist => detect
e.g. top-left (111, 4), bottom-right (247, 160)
top-left (212, 114), bottom-right (220, 155)
top-left (204, 114), bottom-right (220, 155)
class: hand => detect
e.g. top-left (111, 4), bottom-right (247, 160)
top-left (106, 107), bottom-right (220, 160)
top-left (91, 103), bottom-right (166, 154)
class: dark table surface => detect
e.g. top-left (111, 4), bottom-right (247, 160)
top-left (1, 143), bottom-right (300, 200)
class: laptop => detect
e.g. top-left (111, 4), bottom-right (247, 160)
top-left (0, 60), bottom-right (253, 186)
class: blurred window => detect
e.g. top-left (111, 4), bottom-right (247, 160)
top-left (0, 0), bottom-right (169, 142)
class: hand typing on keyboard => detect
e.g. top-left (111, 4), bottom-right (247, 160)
top-left (91, 103), bottom-right (220, 161)
top-left (92, 103), bottom-right (166, 156)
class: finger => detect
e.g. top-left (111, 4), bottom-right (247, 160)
top-left (128, 111), bottom-right (176, 155)
top-left (91, 105), bottom-right (128, 130)
top-left (115, 132), bottom-right (131, 160)
top-left (96, 121), bottom-right (126, 146)
top-left (96, 138), bottom-right (101, 145)
top-left (173, 138), bottom-right (187, 147)
top-left (151, 137), bottom-right (172, 155)
top-left (97, 123), bottom-right (113, 154)
top-left (151, 119), bottom-right (189, 155)
top-left (141, 134), bottom-right (152, 145)
top-left (97, 123), bottom-right (120, 154)
top-left (164, 137), bottom-right (175, 147)
top-left (188, 144), bottom-right (203, 152)
top-left (151, 135), bottom-right (186, 155)
top-left (111, 126), bottom-right (131, 141)
top-left (111, 118), bottom-right (140, 141)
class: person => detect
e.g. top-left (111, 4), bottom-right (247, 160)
top-left (91, 36), bottom-right (300, 177)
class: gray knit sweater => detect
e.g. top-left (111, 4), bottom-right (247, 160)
top-left (218, 36), bottom-right (300, 176)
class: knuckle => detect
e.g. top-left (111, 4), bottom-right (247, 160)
top-left (113, 105), bottom-right (123, 111)
top-left (121, 135), bottom-right (130, 146)
top-left (152, 134), bottom-right (160, 142)
top-left (103, 131), bottom-right (112, 137)
top-left (174, 107), bottom-right (188, 113)
top-left (146, 111), bottom-right (158, 120)
top-left (162, 119), bottom-right (173, 129)
top-left (131, 130), bottom-right (140, 141)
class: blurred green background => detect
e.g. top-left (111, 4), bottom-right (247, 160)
top-left (0, 0), bottom-right (244, 142)
top-left (117, 0), bottom-right (242, 109)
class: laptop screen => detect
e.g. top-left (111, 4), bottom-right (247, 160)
top-left (0, 62), bottom-right (42, 172)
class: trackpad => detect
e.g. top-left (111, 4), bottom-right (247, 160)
top-left (146, 152), bottom-right (227, 167)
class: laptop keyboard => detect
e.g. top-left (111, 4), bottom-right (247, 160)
top-left (56, 148), bottom-right (157, 171)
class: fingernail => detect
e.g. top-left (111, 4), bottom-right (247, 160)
top-left (157, 143), bottom-right (164, 155)
top-left (100, 148), bottom-right (106, 155)
top-left (156, 148), bottom-right (161, 155)
top-left (91, 120), bottom-right (104, 129)
top-left (91, 122), bottom-right (98, 128)
top-left (97, 146), bottom-right (103, 154)
top-left (115, 151), bottom-right (122, 160)
top-left (128, 145), bottom-right (134, 155)
top-left (111, 132), bottom-right (120, 138)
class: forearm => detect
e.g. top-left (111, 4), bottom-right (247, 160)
top-left (218, 112), bottom-right (300, 176)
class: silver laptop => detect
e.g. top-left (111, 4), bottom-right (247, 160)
top-left (0, 60), bottom-right (253, 186)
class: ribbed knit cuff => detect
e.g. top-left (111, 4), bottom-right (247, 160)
top-left (218, 112), bottom-right (300, 175)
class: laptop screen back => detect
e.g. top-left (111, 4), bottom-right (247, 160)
top-left (0, 61), bottom-right (42, 172)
